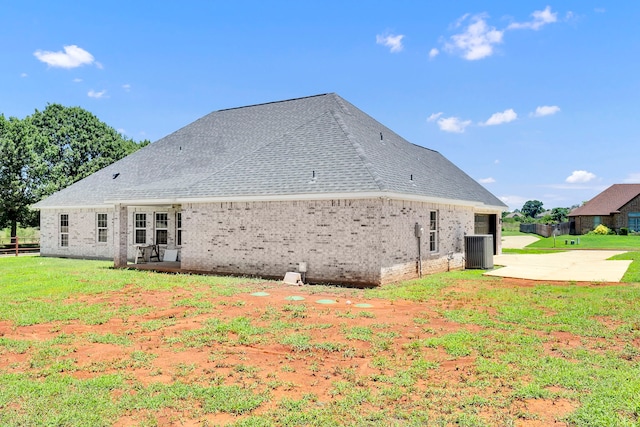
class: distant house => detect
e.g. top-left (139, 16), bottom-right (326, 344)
top-left (505, 212), bottom-right (523, 220)
top-left (569, 184), bottom-right (640, 234)
top-left (33, 94), bottom-right (506, 286)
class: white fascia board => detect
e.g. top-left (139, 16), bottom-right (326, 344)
top-left (175, 191), bottom-right (505, 210)
top-left (45, 192), bottom-right (505, 211)
top-left (33, 204), bottom-right (115, 210)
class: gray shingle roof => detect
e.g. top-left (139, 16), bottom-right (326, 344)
top-left (34, 93), bottom-right (507, 209)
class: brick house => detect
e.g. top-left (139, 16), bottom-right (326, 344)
top-left (568, 184), bottom-right (640, 234)
top-left (33, 94), bottom-right (506, 286)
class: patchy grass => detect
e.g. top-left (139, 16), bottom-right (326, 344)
top-left (2, 257), bottom-right (640, 425)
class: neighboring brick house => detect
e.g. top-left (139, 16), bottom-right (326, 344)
top-left (568, 184), bottom-right (640, 234)
top-left (33, 94), bottom-right (506, 286)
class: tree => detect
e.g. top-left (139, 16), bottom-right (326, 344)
top-left (29, 104), bottom-right (149, 198)
top-left (0, 104), bottom-right (149, 237)
top-left (0, 115), bottom-right (41, 237)
top-left (521, 200), bottom-right (544, 218)
top-left (550, 207), bottom-right (570, 223)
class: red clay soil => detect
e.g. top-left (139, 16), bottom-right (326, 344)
top-left (0, 279), bottom-right (583, 426)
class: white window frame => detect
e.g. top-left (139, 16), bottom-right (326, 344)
top-left (176, 212), bottom-right (183, 246)
top-left (429, 210), bottom-right (438, 252)
top-left (60, 214), bottom-right (69, 247)
top-left (97, 213), bottom-right (108, 243)
top-left (134, 213), bottom-right (147, 244)
top-left (155, 212), bottom-right (168, 245)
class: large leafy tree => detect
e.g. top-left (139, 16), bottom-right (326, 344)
top-left (30, 104), bottom-right (148, 197)
top-left (550, 207), bottom-right (570, 223)
top-left (521, 200), bottom-right (544, 218)
top-left (0, 115), bottom-right (41, 237)
top-left (0, 104), bottom-right (149, 236)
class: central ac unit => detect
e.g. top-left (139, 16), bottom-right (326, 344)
top-left (464, 235), bottom-right (494, 269)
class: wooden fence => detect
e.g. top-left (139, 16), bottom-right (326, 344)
top-left (519, 222), bottom-right (572, 238)
top-left (0, 237), bottom-right (40, 256)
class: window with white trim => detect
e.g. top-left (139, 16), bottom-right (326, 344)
top-left (155, 212), bottom-right (168, 245)
top-left (429, 210), bottom-right (438, 252)
top-left (176, 212), bottom-right (183, 246)
top-left (135, 213), bottom-right (147, 244)
top-left (97, 213), bottom-right (108, 243)
top-left (60, 214), bottom-right (69, 247)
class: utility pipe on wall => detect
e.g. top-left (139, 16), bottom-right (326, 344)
top-left (415, 223), bottom-right (424, 278)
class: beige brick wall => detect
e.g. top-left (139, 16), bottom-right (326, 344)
top-left (40, 206), bottom-right (180, 260)
top-left (40, 208), bottom-right (114, 259)
top-left (180, 200), bottom-right (382, 285)
top-left (40, 198), bottom-right (499, 286)
top-left (378, 199), bottom-right (474, 283)
top-left (180, 198), bottom-right (484, 285)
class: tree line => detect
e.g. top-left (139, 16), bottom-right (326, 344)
top-left (0, 104), bottom-right (149, 237)
top-left (506, 199), bottom-right (576, 224)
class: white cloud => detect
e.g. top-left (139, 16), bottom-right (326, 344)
top-left (73, 78), bottom-right (83, 83)
top-left (479, 177), bottom-right (496, 184)
top-left (437, 116), bottom-right (472, 133)
top-left (508, 6), bottom-right (558, 30)
top-left (429, 48), bottom-right (439, 59)
top-left (480, 109), bottom-right (517, 126)
top-left (427, 112), bottom-right (443, 122)
top-left (444, 14), bottom-right (503, 60)
top-left (494, 159), bottom-right (500, 164)
top-left (117, 128), bottom-right (127, 135)
top-left (122, 84), bottom-right (131, 92)
top-left (34, 45), bottom-right (96, 69)
top-left (88, 89), bottom-right (107, 99)
top-left (623, 173), bottom-right (640, 183)
top-left (566, 170), bottom-right (596, 184)
top-left (500, 195), bottom-right (529, 210)
top-left (428, 112), bottom-right (471, 133)
top-left (20, 73), bottom-right (28, 78)
top-left (532, 105), bottom-right (560, 117)
top-left (594, 8), bottom-right (606, 13)
top-left (376, 33), bottom-right (404, 53)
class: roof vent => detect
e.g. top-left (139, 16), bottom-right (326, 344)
top-left (112, 173), bottom-right (120, 179)
top-left (380, 132), bottom-right (383, 141)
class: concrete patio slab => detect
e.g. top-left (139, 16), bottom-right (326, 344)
top-left (487, 250), bottom-right (632, 282)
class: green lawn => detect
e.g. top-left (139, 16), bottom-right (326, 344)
top-left (2, 257), bottom-right (640, 426)
top-left (526, 234), bottom-right (640, 251)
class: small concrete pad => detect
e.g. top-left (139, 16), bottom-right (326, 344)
top-left (487, 250), bottom-right (631, 282)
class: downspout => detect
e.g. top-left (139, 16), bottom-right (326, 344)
top-left (415, 223), bottom-right (424, 278)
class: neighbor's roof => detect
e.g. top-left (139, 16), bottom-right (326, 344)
top-left (568, 184), bottom-right (640, 216)
top-left (34, 93), bottom-right (506, 210)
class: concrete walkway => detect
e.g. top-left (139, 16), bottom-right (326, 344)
top-left (487, 250), bottom-right (632, 282)
top-left (501, 235), bottom-right (539, 249)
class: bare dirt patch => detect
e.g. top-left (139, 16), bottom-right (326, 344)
top-left (0, 280), bottom-right (583, 425)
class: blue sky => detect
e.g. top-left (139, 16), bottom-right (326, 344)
top-left (2, 1), bottom-right (638, 211)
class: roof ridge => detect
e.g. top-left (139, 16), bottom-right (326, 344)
top-left (329, 108), bottom-right (387, 191)
top-left (216, 93), bottom-right (332, 113)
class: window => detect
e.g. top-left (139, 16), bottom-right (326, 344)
top-left (629, 213), bottom-right (640, 232)
top-left (155, 213), bottom-right (168, 245)
top-left (60, 214), bottom-right (69, 247)
top-left (176, 212), bottom-right (183, 246)
top-left (593, 216), bottom-right (601, 227)
top-left (429, 210), bottom-right (438, 252)
top-left (135, 213), bottom-right (147, 244)
top-left (97, 213), bottom-right (108, 243)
